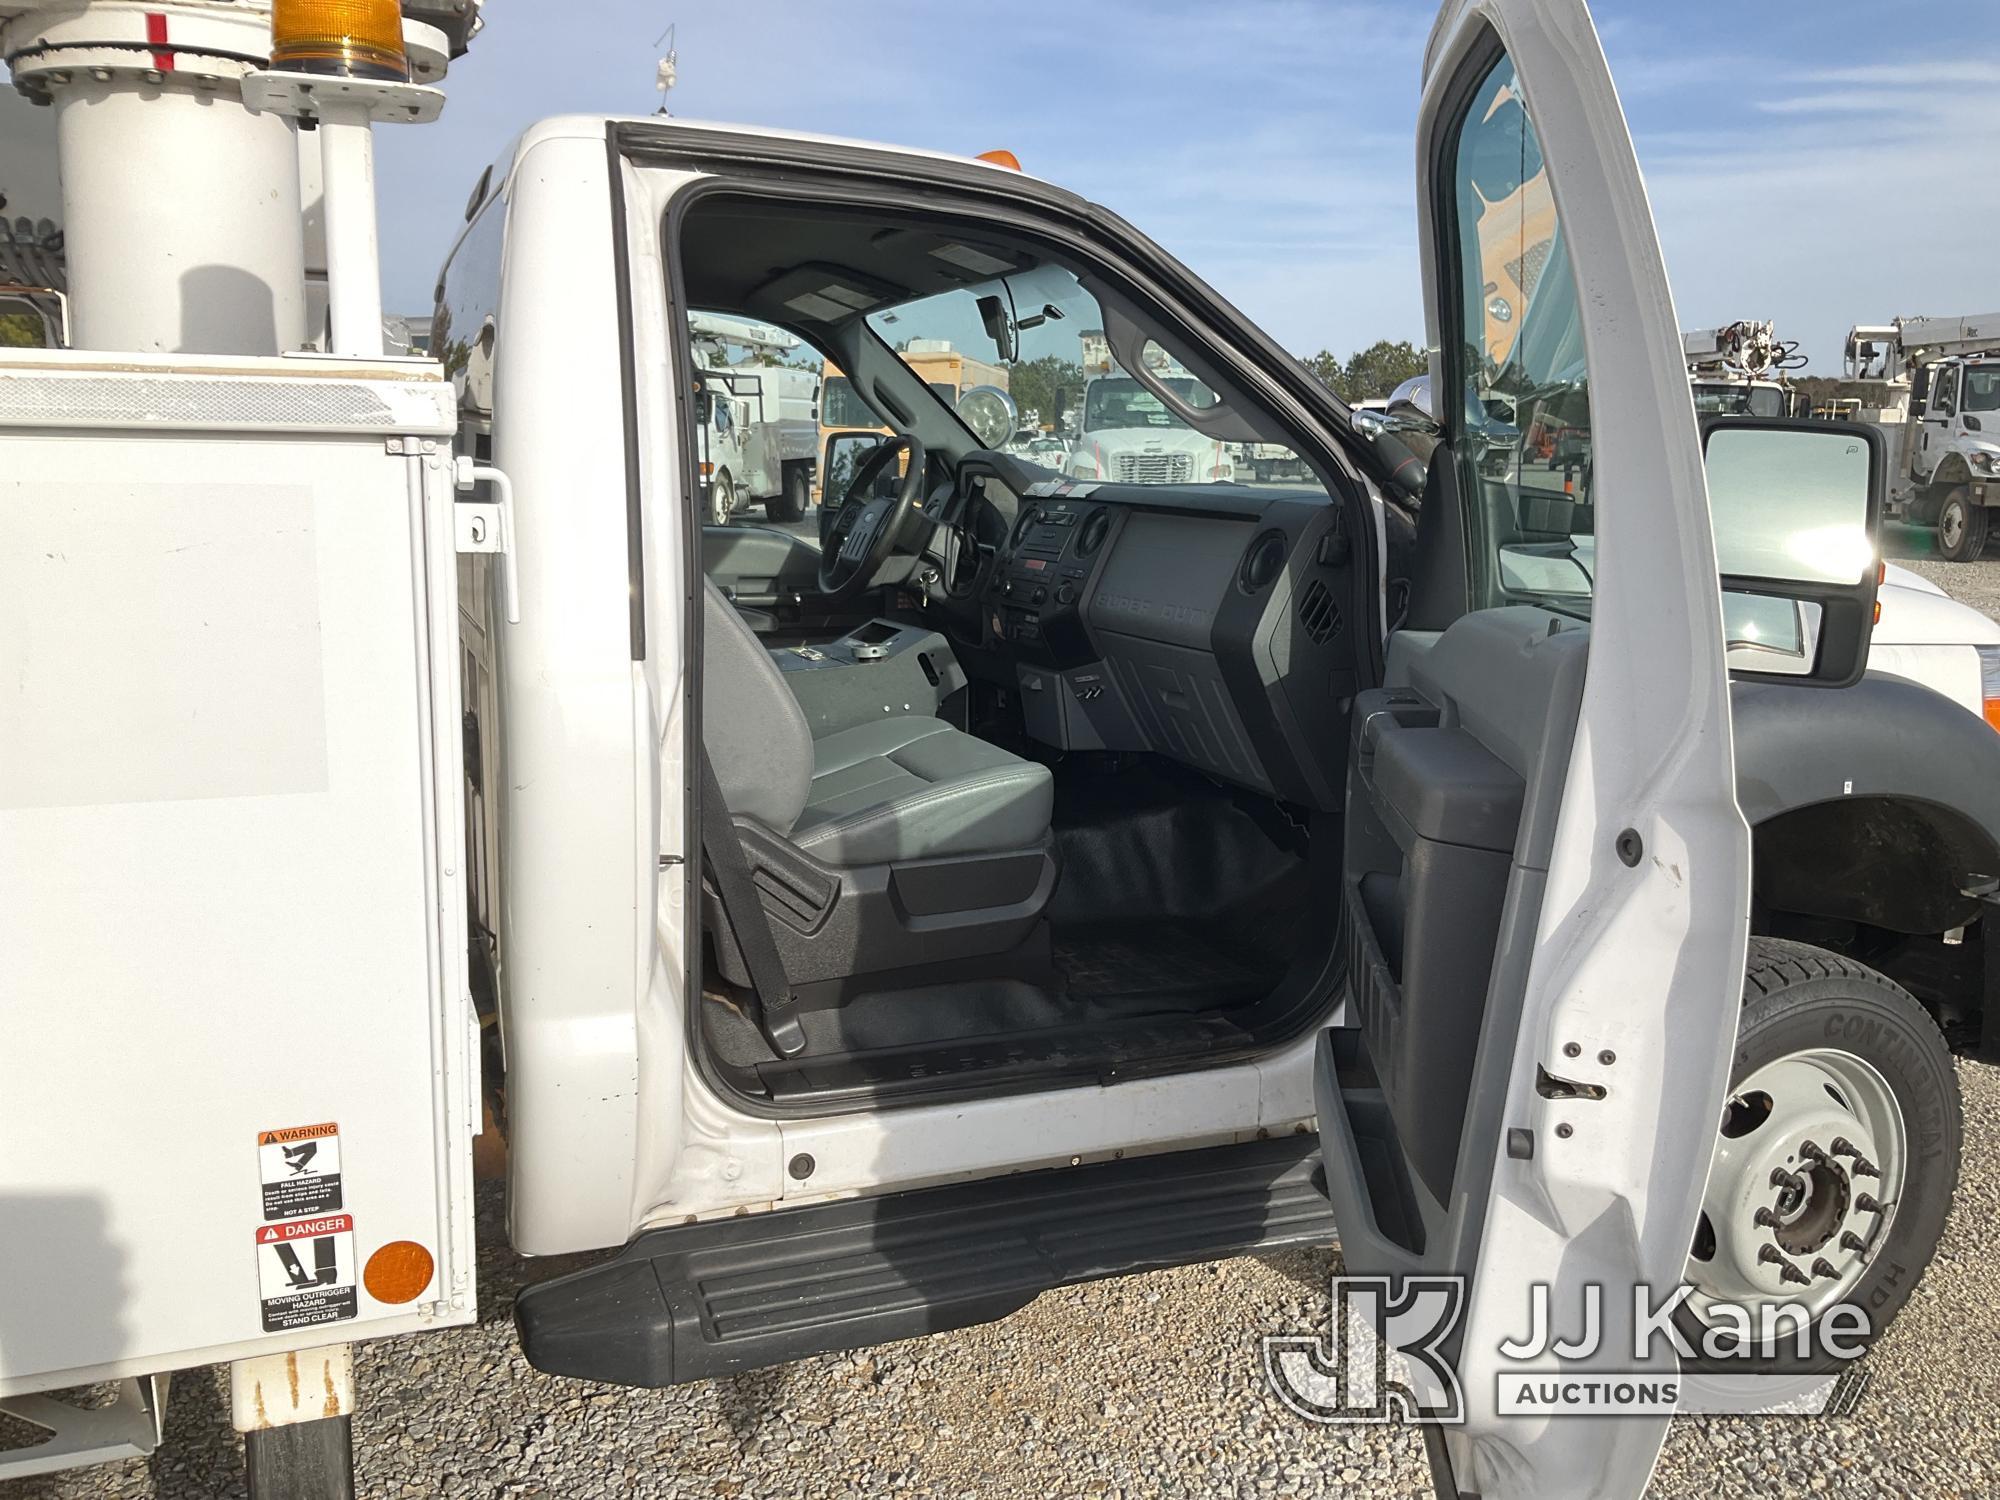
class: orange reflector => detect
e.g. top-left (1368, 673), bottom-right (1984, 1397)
top-left (271, 0), bottom-right (408, 81)
top-left (1873, 600), bottom-right (1881, 625)
top-left (1986, 698), bottom-right (2000, 735)
top-left (363, 1240), bottom-right (435, 1304)
top-left (977, 149), bottom-right (1023, 171)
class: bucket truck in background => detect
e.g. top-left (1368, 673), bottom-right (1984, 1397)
top-left (1843, 314), bottom-right (2000, 560)
top-left (1684, 319), bottom-right (1803, 418)
top-left (688, 312), bottom-right (821, 525)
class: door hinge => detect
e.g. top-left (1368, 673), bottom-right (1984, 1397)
top-left (453, 455), bottom-right (521, 624)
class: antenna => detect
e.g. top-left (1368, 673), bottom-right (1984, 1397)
top-left (654, 22), bottom-right (678, 115)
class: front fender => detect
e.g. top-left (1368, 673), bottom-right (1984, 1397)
top-left (1734, 671), bottom-right (2000, 828)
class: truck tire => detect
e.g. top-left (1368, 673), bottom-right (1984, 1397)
top-left (1678, 937), bottom-right (1961, 1375)
top-left (1937, 485), bottom-right (1987, 562)
top-left (245, 1415), bottom-right (355, 1500)
top-left (708, 472), bottom-right (736, 528)
top-left (769, 464), bottom-right (808, 524)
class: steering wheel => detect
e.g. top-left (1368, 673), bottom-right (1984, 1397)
top-left (818, 434), bottom-right (928, 603)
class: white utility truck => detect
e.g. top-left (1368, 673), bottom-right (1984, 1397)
top-left (1684, 318), bottom-right (1802, 418)
top-left (1843, 313), bottom-right (2000, 559)
top-left (687, 311), bottom-right (819, 526)
top-left (3, 5), bottom-right (1991, 1500)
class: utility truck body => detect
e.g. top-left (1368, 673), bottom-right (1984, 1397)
top-left (1843, 313), bottom-right (2000, 559)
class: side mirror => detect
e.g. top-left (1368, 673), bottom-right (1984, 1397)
top-left (821, 429), bottom-right (895, 506)
top-left (1703, 416), bottom-right (1883, 687)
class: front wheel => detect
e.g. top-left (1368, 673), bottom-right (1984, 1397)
top-left (1937, 485), bottom-right (1988, 561)
top-left (707, 471), bottom-right (737, 528)
top-left (1680, 937), bottom-right (1961, 1374)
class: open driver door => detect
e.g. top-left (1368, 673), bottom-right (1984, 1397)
top-left (1308, 2), bottom-right (1752, 1497)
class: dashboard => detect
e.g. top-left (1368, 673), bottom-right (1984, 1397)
top-left (950, 461), bottom-right (1367, 813)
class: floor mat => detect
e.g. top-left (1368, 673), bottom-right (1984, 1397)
top-left (1054, 924), bottom-right (1275, 1002)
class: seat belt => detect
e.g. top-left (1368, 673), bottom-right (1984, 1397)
top-left (696, 748), bottom-right (809, 1060)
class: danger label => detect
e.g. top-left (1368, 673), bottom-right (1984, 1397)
top-left (257, 1121), bottom-right (342, 1221)
top-left (254, 1213), bottom-right (357, 1333)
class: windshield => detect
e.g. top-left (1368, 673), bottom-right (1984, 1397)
top-left (1693, 382), bottom-right (1789, 419)
top-left (1082, 376), bottom-right (1218, 432)
top-left (1962, 367), bottom-right (2000, 413)
top-left (860, 261), bottom-right (1325, 493)
top-left (822, 375), bottom-right (874, 428)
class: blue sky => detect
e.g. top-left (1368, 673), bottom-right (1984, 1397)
top-left (381, 3), bottom-right (1991, 370)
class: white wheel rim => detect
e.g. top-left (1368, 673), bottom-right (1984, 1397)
top-left (1942, 494), bottom-right (1966, 548)
top-left (1685, 1047), bottom-right (1907, 1341)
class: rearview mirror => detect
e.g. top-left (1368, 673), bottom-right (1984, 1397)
top-left (1702, 416), bottom-right (1883, 687)
top-left (976, 294), bottom-right (1017, 363)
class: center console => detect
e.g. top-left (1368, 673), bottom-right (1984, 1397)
top-left (773, 619), bottom-right (969, 737)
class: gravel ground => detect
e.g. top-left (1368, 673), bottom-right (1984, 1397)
top-left (14, 539), bottom-right (2000, 1500)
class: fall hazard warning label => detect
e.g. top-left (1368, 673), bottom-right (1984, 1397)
top-left (257, 1121), bottom-right (342, 1220)
top-left (254, 1214), bottom-right (358, 1333)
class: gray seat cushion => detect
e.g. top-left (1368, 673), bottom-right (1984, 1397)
top-left (791, 718), bottom-right (1054, 866)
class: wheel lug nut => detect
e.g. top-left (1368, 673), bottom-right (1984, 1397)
top-left (1759, 1244), bottom-right (1812, 1286)
top-left (1754, 1207), bottom-right (1780, 1229)
top-left (1799, 1140), bottom-right (1827, 1164)
top-left (1830, 1137), bottom-right (1858, 1158)
top-left (1840, 1231), bottom-right (1871, 1261)
top-left (1856, 1193), bottom-right (1883, 1214)
top-left (1852, 1157), bottom-right (1881, 1179)
top-left (1811, 1257), bottom-right (1839, 1280)
top-left (1770, 1168), bottom-right (1806, 1193)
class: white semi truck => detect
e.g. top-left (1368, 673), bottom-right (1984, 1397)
top-left (688, 312), bottom-right (820, 526)
top-left (1063, 328), bottom-right (1236, 484)
top-left (4, 5), bottom-right (1995, 1500)
top-left (1843, 313), bottom-right (2000, 560)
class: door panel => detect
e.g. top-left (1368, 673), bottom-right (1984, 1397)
top-left (1315, 4), bottom-right (1751, 1498)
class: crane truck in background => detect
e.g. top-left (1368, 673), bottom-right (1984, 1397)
top-left (1843, 314), bottom-right (2000, 560)
top-left (1684, 319), bottom-right (1804, 418)
top-left (687, 312), bottom-right (820, 525)
top-left (2, 3), bottom-right (1997, 1498)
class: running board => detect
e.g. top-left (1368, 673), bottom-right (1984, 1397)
top-left (514, 1134), bottom-right (1334, 1387)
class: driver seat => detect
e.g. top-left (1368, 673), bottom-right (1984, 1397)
top-left (701, 581), bottom-right (1057, 997)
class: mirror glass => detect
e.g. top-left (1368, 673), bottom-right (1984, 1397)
top-left (1706, 426), bottom-right (1873, 584)
top-left (822, 433), bottom-right (893, 502)
top-left (1722, 592), bottom-right (1821, 677)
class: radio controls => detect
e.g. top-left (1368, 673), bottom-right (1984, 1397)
top-left (1055, 583), bottom-right (1076, 606)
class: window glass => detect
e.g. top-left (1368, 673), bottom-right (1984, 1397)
top-left (860, 268), bottom-right (1324, 493)
top-left (1961, 367), bottom-right (2000, 414)
top-left (1931, 369), bottom-right (1958, 417)
top-left (1449, 58), bottom-right (1593, 613)
top-left (0, 297), bottom-right (53, 349)
top-left (821, 374), bottom-right (877, 428)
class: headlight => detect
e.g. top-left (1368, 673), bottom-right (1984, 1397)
top-left (1978, 645), bottom-right (2000, 732)
top-left (1208, 465), bottom-right (1234, 482)
top-left (1971, 451), bottom-right (2000, 474)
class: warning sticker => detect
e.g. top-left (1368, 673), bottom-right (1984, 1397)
top-left (256, 1122), bottom-right (342, 1221)
top-left (254, 1214), bottom-right (358, 1333)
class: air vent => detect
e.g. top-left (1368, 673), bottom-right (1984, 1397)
top-left (1239, 531), bottom-right (1287, 593)
top-left (1011, 504), bottom-right (1040, 549)
top-left (1297, 579), bottom-right (1341, 645)
top-left (1076, 508), bottom-right (1111, 557)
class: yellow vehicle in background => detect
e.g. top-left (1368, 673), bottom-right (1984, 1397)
top-left (816, 341), bottom-right (1008, 503)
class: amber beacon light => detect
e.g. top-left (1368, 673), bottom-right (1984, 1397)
top-left (270, 0), bottom-right (410, 81)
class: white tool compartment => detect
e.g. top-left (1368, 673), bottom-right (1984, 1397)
top-left (0, 350), bottom-right (477, 1394)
